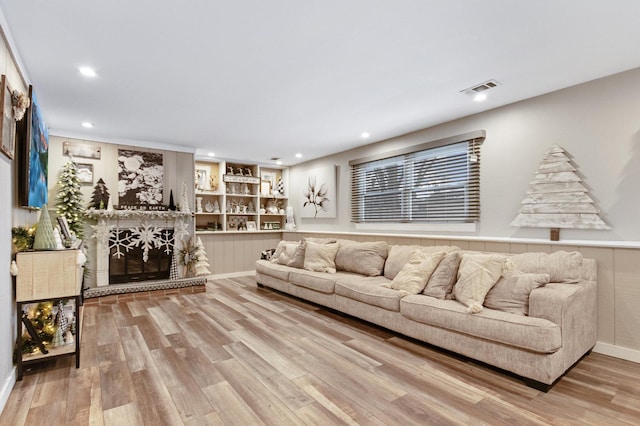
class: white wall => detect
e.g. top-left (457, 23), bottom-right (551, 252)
top-left (289, 67), bottom-right (640, 242)
top-left (0, 17), bottom-right (29, 413)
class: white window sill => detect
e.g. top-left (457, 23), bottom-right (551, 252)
top-left (355, 222), bottom-right (477, 233)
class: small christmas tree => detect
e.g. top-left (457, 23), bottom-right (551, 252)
top-left (194, 237), bottom-right (211, 276)
top-left (90, 178), bottom-right (110, 209)
top-left (56, 160), bottom-right (85, 239)
top-left (33, 205), bottom-right (57, 250)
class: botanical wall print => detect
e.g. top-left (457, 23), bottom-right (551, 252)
top-left (302, 166), bottom-right (336, 218)
top-left (118, 149), bottom-right (164, 209)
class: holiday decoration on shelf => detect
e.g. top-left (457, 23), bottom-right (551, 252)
top-left (168, 189), bottom-right (176, 211)
top-left (53, 227), bottom-right (65, 249)
top-left (90, 178), bottom-right (111, 209)
top-left (33, 205), bottom-right (57, 250)
top-left (169, 249), bottom-right (179, 280)
top-left (53, 301), bottom-right (68, 346)
top-left (12, 225), bottom-right (36, 252)
top-left (179, 182), bottom-right (191, 213)
top-left (21, 302), bottom-right (55, 354)
top-left (56, 160), bottom-right (85, 239)
top-left (275, 177), bottom-right (284, 195)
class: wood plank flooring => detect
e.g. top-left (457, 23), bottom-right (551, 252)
top-left (2, 275), bottom-right (640, 425)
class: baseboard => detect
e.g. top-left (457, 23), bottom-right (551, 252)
top-left (209, 271), bottom-right (254, 279)
top-left (593, 342), bottom-right (640, 363)
top-left (0, 367), bottom-right (16, 416)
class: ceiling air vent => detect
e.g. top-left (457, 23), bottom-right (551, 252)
top-left (461, 79), bottom-right (501, 97)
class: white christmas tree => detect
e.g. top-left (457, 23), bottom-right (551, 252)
top-left (193, 237), bottom-right (211, 276)
top-left (179, 182), bottom-right (191, 213)
top-left (56, 160), bottom-right (85, 239)
top-left (511, 145), bottom-right (609, 234)
top-left (33, 205), bottom-right (57, 250)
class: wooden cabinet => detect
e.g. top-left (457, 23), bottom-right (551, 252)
top-left (15, 250), bottom-right (83, 380)
top-left (194, 160), bottom-right (288, 233)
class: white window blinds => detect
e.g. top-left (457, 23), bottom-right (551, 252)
top-left (349, 131), bottom-right (485, 224)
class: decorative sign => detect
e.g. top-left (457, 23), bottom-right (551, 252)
top-left (223, 174), bottom-right (260, 184)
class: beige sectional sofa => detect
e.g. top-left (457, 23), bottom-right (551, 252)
top-left (255, 238), bottom-right (597, 390)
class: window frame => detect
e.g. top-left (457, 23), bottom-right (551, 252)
top-left (349, 130), bottom-right (485, 226)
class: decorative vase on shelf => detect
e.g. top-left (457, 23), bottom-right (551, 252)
top-left (196, 197), bottom-right (203, 213)
top-left (213, 200), bottom-right (220, 213)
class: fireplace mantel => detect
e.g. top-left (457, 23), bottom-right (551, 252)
top-left (85, 209), bottom-right (193, 220)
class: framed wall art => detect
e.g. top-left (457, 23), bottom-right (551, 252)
top-left (0, 75), bottom-right (16, 159)
top-left (76, 163), bottom-right (94, 184)
top-left (63, 140), bottom-right (101, 159)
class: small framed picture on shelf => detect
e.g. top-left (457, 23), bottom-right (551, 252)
top-left (246, 221), bottom-right (257, 231)
top-left (261, 180), bottom-right (272, 196)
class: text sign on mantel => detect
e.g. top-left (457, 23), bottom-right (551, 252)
top-left (223, 174), bottom-right (260, 184)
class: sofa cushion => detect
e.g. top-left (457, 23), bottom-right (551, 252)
top-left (384, 245), bottom-right (459, 280)
top-left (304, 241), bottom-right (340, 273)
top-left (509, 251), bottom-right (583, 283)
top-left (335, 241), bottom-right (388, 276)
top-left (255, 259), bottom-right (291, 281)
top-left (335, 277), bottom-right (402, 311)
top-left (453, 254), bottom-right (505, 313)
top-left (423, 251), bottom-right (461, 299)
top-left (400, 295), bottom-right (561, 353)
top-left (289, 270), bottom-right (351, 294)
top-left (382, 250), bottom-right (445, 295)
top-left (484, 273), bottom-right (550, 316)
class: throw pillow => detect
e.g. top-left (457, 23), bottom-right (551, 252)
top-left (384, 245), bottom-right (459, 280)
top-left (334, 241), bottom-right (388, 276)
top-left (287, 240), bottom-right (306, 268)
top-left (423, 251), bottom-right (462, 299)
top-left (509, 251), bottom-right (582, 283)
top-left (484, 273), bottom-right (550, 316)
top-left (303, 241), bottom-right (340, 273)
top-left (453, 254), bottom-right (506, 313)
top-left (270, 240), bottom-right (300, 265)
top-left (382, 250), bottom-right (446, 296)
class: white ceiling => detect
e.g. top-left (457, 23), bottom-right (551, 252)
top-left (1, 1), bottom-right (639, 166)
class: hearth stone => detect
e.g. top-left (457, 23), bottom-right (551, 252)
top-left (83, 276), bottom-right (207, 299)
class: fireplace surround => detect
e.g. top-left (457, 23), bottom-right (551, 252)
top-left (84, 209), bottom-right (206, 298)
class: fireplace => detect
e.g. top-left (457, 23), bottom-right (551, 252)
top-left (109, 229), bottom-right (173, 284)
top-left (85, 209), bottom-right (194, 287)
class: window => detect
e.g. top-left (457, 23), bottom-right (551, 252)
top-left (350, 131), bottom-right (485, 224)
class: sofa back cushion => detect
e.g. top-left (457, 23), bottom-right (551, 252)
top-left (335, 241), bottom-right (388, 277)
top-left (484, 272), bottom-right (550, 316)
top-left (384, 245), bottom-right (459, 280)
top-left (509, 251), bottom-right (583, 283)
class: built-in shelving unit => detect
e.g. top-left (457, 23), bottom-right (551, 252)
top-left (194, 160), bottom-right (288, 233)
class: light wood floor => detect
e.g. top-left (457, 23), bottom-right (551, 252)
top-left (2, 275), bottom-right (640, 425)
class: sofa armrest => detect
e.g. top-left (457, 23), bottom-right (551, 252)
top-left (529, 280), bottom-right (597, 365)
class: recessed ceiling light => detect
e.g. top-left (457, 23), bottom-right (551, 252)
top-left (474, 93), bottom-right (487, 102)
top-left (295, 153), bottom-right (302, 158)
top-left (361, 132), bottom-right (370, 139)
top-left (79, 66), bottom-right (97, 77)
top-left (207, 152), bottom-right (215, 157)
top-left (81, 122), bottom-right (94, 128)
top-left (276, 160), bottom-right (283, 165)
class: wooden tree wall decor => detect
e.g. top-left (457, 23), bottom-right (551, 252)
top-left (511, 144), bottom-right (609, 240)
